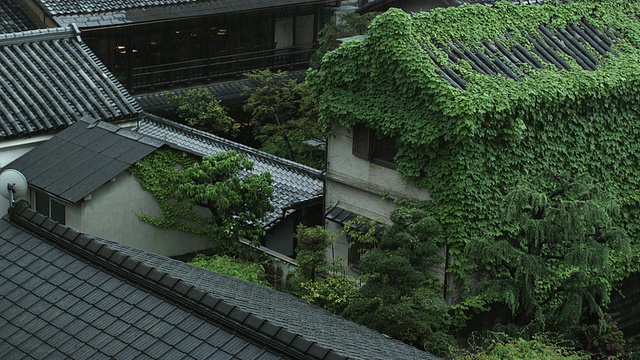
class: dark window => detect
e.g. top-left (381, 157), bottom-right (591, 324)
top-left (352, 124), bottom-right (371, 159)
top-left (347, 235), bottom-right (368, 271)
top-left (347, 223), bottom-right (383, 271)
top-left (34, 190), bottom-right (65, 224)
top-left (352, 125), bottom-right (397, 169)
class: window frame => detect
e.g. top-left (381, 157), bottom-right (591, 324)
top-left (351, 124), bottom-right (397, 169)
top-left (33, 189), bottom-right (66, 224)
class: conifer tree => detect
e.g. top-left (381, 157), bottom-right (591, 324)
top-left (344, 207), bottom-right (454, 354)
top-left (466, 173), bottom-right (630, 331)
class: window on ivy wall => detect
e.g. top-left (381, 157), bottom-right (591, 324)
top-left (34, 190), bottom-right (66, 224)
top-left (352, 124), bottom-right (397, 169)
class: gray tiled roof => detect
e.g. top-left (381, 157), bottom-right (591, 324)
top-left (0, 26), bottom-right (143, 140)
top-left (86, 222), bottom-right (437, 359)
top-left (1, 202), bottom-right (342, 359)
top-left (7, 118), bottom-right (162, 203)
top-left (423, 14), bottom-right (619, 90)
top-left (137, 115), bottom-right (323, 229)
top-left (34, 0), bottom-right (330, 27)
top-left (0, 2), bottom-right (43, 34)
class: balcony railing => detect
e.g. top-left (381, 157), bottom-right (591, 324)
top-left (130, 44), bottom-right (316, 92)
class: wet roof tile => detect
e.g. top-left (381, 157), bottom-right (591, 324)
top-left (7, 118), bottom-right (161, 203)
top-left (0, 26), bottom-right (142, 140)
top-left (34, 0), bottom-right (328, 27)
top-left (0, 3), bottom-right (43, 34)
top-left (137, 115), bottom-right (323, 229)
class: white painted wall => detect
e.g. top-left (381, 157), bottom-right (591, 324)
top-left (325, 123), bottom-right (431, 264)
top-left (326, 123), bottom-right (429, 217)
top-left (65, 171), bottom-right (213, 257)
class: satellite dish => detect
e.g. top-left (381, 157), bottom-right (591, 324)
top-left (0, 169), bottom-right (28, 204)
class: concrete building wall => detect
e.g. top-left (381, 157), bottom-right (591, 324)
top-left (264, 216), bottom-right (296, 257)
top-left (65, 171), bottom-right (212, 257)
top-left (326, 123), bottom-right (429, 219)
top-left (324, 123), bottom-right (430, 265)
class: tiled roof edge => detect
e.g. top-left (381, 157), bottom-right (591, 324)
top-left (76, 42), bottom-right (144, 116)
top-left (80, 117), bottom-right (164, 148)
top-left (0, 25), bottom-right (77, 46)
top-left (141, 113), bottom-right (324, 178)
top-left (8, 200), bottom-right (345, 360)
top-left (44, 0), bottom-right (330, 19)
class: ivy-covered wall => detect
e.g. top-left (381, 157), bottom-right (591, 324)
top-left (308, 0), bottom-right (640, 280)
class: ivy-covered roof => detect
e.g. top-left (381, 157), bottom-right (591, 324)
top-left (422, 11), bottom-right (620, 89)
top-left (308, 0), bottom-right (640, 278)
top-left (309, 0), bottom-right (640, 156)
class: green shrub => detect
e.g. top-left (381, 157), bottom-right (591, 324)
top-left (189, 254), bottom-right (270, 287)
top-left (296, 275), bottom-right (360, 315)
top-left (455, 332), bottom-right (589, 360)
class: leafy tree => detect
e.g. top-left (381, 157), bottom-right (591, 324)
top-left (189, 254), bottom-right (270, 287)
top-left (131, 149), bottom-right (273, 253)
top-left (242, 69), bottom-right (323, 168)
top-left (343, 207), bottom-right (454, 355)
top-left (310, 11), bottom-right (379, 64)
top-left (466, 173), bottom-right (631, 332)
top-left (294, 224), bottom-right (333, 281)
top-left (176, 151), bottom-right (274, 248)
top-left (166, 88), bottom-right (240, 137)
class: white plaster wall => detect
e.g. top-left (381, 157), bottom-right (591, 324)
top-left (325, 220), bottom-right (349, 265)
top-left (325, 123), bottom-right (431, 266)
top-left (65, 171), bottom-right (212, 257)
top-left (326, 123), bottom-right (429, 220)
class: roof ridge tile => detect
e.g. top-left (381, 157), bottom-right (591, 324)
top-left (142, 114), bottom-right (323, 177)
top-left (0, 26), bottom-right (74, 46)
top-left (8, 200), bottom-right (351, 359)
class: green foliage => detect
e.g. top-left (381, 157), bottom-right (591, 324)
top-left (449, 294), bottom-right (492, 330)
top-left (294, 225), bottom-right (333, 281)
top-left (343, 207), bottom-right (454, 356)
top-left (307, 0), bottom-right (640, 294)
top-left (466, 173), bottom-right (630, 332)
top-left (129, 148), bottom-right (203, 233)
top-left (243, 69), bottom-right (323, 168)
top-left (295, 274), bottom-right (360, 315)
top-left (130, 149), bottom-right (273, 253)
top-left (189, 254), bottom-right (270, 287)
top-left (166, 88), bottom-right (239, 137)
top-left (175, 150), bottom-right (273, 248)
top-left (455, 332), bottom-right (589, 360)
top-left (310, 11), bottom-right (379, 64)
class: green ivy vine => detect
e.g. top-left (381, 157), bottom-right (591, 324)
top-left (129, 149), bottom-right (205, 235)
top-left (307, 0), bottom-right (640, 285)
